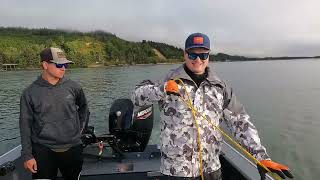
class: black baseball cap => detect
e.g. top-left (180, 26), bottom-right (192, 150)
top-left (185, 33), bottom-right (210, 51)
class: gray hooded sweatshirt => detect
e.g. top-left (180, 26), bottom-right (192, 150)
top-left (19, 76), bottom-right (89, 161)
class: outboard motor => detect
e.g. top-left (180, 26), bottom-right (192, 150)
top-left (108, 99), bottom-right (153, 152)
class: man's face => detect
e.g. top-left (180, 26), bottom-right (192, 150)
top-left (184, 48), bottom-right (210, 74)
top-left (43, 61), bottom-right (66, 79)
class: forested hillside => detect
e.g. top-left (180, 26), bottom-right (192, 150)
top-left (0, 27), bottom-right (183, 68)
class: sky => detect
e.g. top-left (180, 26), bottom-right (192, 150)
top-left (1, 0), bottom-right (319, 57)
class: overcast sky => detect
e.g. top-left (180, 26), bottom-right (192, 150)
top-left (1, 0), bottom-right (319, 57)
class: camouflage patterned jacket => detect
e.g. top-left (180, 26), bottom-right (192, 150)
top-left (132, 64), bottom-right (269, 177)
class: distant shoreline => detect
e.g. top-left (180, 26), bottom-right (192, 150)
top-left (1, 57), bottom-right (319, 71)
top-left (0, 61), bottom-right (184, 71)
top-left (1, 27), bottom-right (319, 71)
top-left (211, 53), bottom-right (320, 62)
top-left (214, 57), bottom-right (320, 62)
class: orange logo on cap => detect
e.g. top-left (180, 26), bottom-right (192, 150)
top-left (193, 37), bottom-right (204, 44)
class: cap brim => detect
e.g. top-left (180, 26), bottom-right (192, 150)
top-left (50, 59), bottom-right (74, 64)
top-left (185, 45), bottom-right (210, 51)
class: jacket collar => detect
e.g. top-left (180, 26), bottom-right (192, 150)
top-left (169, 64), bottom-right (224, 85)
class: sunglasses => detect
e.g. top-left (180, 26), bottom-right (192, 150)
top-left (47, 62), bottom-right (68, 68)
top-left (187, 52), bottom-right (210, 60)
top-left (55, 63), bottom-right (68, 68)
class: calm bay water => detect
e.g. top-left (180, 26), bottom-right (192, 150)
top-left (1, 59), bottom-right (320, 179)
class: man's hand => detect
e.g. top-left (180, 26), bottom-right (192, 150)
top-left (165, 80), bottom-right (180, 96)
top-left (24, 158), bottom-right (37, 173)
top-left (258, 160), bottom-right (293, 179)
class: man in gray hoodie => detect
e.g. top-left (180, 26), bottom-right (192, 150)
top-left (19, 47), bottom-right (89, 180)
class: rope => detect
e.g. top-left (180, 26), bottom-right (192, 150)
top-left (176, 78), bottom-right (204, 180)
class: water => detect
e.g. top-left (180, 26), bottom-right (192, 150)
top-left (1, 59), bottom-right (320, 179)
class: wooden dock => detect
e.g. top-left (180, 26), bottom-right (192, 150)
top-left (1, 64), bottom-right (18, 71)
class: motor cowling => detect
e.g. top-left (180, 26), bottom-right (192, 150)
top-left (108, 99), bottom-right (153, 152)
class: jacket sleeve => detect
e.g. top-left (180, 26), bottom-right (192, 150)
top-left (131, 79), bottom-right (166, 107)
top-left (19, 90), bottom-right (34, 162)
top-left (76, 87), bottom-right (90, 132)
top-left (222, 83), bottom-right (270, 160)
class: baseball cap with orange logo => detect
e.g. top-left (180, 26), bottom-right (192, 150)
top-left (185, 33), bottom-right (210, 51)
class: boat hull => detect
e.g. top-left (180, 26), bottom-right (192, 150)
top-left (0, 141), bottom-right (274, 180)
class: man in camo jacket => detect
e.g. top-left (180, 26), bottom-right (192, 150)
top-left (132, 33), bottom-right (293, 180)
